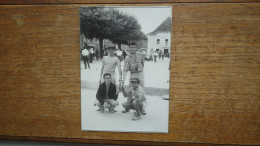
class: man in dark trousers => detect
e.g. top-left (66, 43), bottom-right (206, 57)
top-left (81, 47), bottom-right (90, 69)
top-left (95, 73), bottom-right (119, 113)
top-left (95, 49), bottom-right (99, 61)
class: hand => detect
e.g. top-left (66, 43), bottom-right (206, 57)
top-left (132, 92), bottom-right (138, 98)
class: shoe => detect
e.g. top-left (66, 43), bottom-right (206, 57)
top-left (122, 109), bottom-right (129, 113)
top-left (140, 109), bottom-right (146, 115)
top-left (100, 108), bottom-right (104, 113)
top-left (134, 110), bottom-right (146, 115)
top-left (134, 111), bottom-right (141, 117)
top-left (109, 109), bottom-right (116, 113)
top-left (132, 116), bottom-right (141, 121)
top-left (134, 111), bottom-right (137, 116)
top-left (97, 109), bottom-right (100, 111)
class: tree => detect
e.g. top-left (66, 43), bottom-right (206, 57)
top-left (80, 7), bottom-right (112, 53)
top-left (108, 11), bottom-right (147, 49)
top-left (80, 7), bottom-right (147, 51)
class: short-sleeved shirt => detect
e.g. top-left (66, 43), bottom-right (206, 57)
top-left (117, 50), bottom-right (122, 56)
top-left (126, 85), bottom-right (146, 102)
top-left (89, 48), bottom-right (94, 54)
top-left (124, 54), bottom-right (143, 73)
top-left (102, 56), bottom-right (121, 74)
top-left (82, 49), bottom-right (89, 56)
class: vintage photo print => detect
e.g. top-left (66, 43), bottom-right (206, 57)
top-left (80, 6), bottom-right (172, 133)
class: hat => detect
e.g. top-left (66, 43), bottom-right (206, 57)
top-left (131, 77), bottom-right (140, 83)
top-left (106, 45), bottom-right (116, 50)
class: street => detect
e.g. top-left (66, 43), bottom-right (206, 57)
top-left (81, 56), bottom-right (170, 133)
top-left (81, 88), bottom-right (169, 133)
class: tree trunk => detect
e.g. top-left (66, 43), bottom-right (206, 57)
top-left (99, 38), bottom-right (104, 51)
top-left (118, 43), bottom-right (121, 50)
top-left (99, 38), bottom-right (104, 59)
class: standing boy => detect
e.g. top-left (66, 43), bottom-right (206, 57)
top-left (122, 43), bottom-right (145, 88)
top-left (99, 46), bottom-right (122, 85)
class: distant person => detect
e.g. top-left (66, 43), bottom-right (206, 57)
top-left (161, 51), bottom-right (164, 60)
top-left (141, 50), bottom-right (147, 59)
top-left (159, 50), bottom-right (162, 60)
top-left (81, 47), bottom-right (90, 69)
top-left (122, 50), bottom-right (127, 60)
top-left (121, 78), bottom-right (146, 121)
top-left (92, 48), bottom-right (96, 61)
top-left (154, 51), bottom-right (158, 63)
top-left (103, 48), bottom-right (108, 56)
top-left (89, 47), bottom-right (94, 63)
top-left (150, 48), bottom-right (154, 61)
top-left (99, 46), bottom-right (122, 85)
top-left (95, 73), bottom-right (119, 113)
top-left (116, 49), bottom-right (123, 62)
top-left (122, 42), bottom-right (145, 88)
top-left (95, 49), bottom-right (99, 61)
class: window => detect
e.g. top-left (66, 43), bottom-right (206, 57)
top-left (165, 39), bottom-right (168, 45)
top-left (157, 39), bottom-right (160, 44)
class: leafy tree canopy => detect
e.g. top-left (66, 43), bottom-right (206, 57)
top-left (80, 7), bottom-right (147, 46)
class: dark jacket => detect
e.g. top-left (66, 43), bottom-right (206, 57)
top-left (96, 82), bottom-right (118, 105)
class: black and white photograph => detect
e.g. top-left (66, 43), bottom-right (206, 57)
top-left (80, 6), bottom-right (172, 133)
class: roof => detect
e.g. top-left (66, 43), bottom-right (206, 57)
top-left (147, 17), bottom-right (172, 36)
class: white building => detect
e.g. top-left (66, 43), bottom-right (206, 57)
top-left (147, 17), bottom-right (171, 57)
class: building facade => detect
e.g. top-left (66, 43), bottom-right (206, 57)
top-left (147, 17), bottom-right (171, 57)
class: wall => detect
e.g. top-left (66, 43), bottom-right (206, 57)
top-left (147, 32), bottom-right (171, 55)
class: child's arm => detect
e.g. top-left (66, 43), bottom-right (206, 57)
top-left (121, 87), bottom-right (131, 98)
top-left (99, 62), bottom-right (104, 84)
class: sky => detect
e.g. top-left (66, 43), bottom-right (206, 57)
top-left (115, 6), bottom-right (172, 35)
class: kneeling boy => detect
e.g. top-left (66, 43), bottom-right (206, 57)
top-left (121, 78), bottom-right (146, 121)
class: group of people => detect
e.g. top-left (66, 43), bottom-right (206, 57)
top-left (81, 44), bottom-right (128, 70)
top-left (146, 49), bottom-right (169, 63)
top-left (153, 50), bottom-right (164, 63)
top-left (94, 43), bottom-right (146, 121)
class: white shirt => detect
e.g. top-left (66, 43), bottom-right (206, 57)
top-left (117, 50), bottom-right (122, 56)
top-left (82, 49), bottom-right (89, 56)
top-left (102, 56), bottom-right (121, 74)
top-left (89, 48), bottom-right (94, 54)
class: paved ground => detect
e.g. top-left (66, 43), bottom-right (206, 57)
top-left (80, 57), bottom-right (170, 96)
top-left (81, 57), bottom-right (170, 133)
top-left (81, 88), bottom-right (169, 133)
